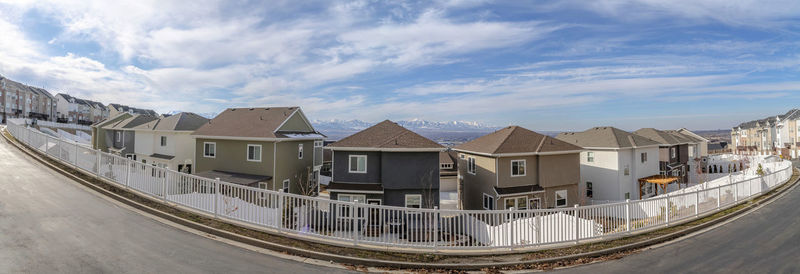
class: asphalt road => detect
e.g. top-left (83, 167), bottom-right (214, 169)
top-left (0, 133), bottom-right (352, 273)
top-left (556, 168), bottom-right (800, 273)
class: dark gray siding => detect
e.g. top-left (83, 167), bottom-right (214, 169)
top-left (380, 152), bottom-right (439, 190)
top-left (332, 151), bottom-right (381, 183)
top-left (384, 189), bottom-right (439, 208)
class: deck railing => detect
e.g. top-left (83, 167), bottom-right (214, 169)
top-left (4, 122), bottom-right (794, 254)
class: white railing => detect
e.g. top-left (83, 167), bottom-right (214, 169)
top-left (4, 123), bottom-right (794, 253)
top-left (8, 118), bottom-right (91, 131)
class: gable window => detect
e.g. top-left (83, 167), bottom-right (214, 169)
top-left (671, 147), bottom-right (676, 158)
top-left (555, 190), bottom-right (568, 207)
top-left (482, 193), bottom-right (495, 210)
top-left (504, 196), bottom-right (527, 210)
top-left (282, 179), bottom-right (290, 193)
top-left (587, 152), bottom-right (594, 162)
top-left (298, 144), bottom-right (304, 159)
top-left (641, 152), bottom-right (647, 163)
top-left (160, 136), bottom-right (167, 146)
top-left (467, 157), bottom-right (476, 175)
top-left (511, 160), bottom-right (526, 177)
top-left (247, 144), bottom-right (262, 162)
top-left (405, 194), bottom-right (422, 209)
top-left (203, 142), bottom-right (216, 158)
top-left (586, 182), bottom-right (593, 198)
top-left (348, 155), bottom-right (367, 173)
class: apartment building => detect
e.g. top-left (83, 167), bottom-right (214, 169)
top-left (108, 103), bottom-right (158, 117)
top-left (0, 76), bottom-right (57, 123)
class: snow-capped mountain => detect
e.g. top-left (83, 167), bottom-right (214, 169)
top-left (312, 119), bottom-right (500, 132)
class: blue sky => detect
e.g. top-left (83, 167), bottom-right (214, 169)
top-left (1, 0), bottom-right (799, 131)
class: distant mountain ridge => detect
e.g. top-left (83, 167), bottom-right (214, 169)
top-left (312, 118), bottom-right (501, 132)
top-left (164, 110), bottom-right (218, 119)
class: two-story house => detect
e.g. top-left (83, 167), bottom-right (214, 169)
top-left (556, 127), bottom-right (661, 201)
top-left (191, 107), bottom-right (324, 195)
top-left (633, 128), bottom-right (692, 187)
top-left (326, 120), bottom-right (444, 208)
top-left (95, 113), bottom-right (159, 159)
top-left (131, 112), bottom-right (209, 173)
top-left (454, 126), bottom-right (582, 210)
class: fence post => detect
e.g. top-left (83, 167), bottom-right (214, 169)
top-left (162, 168), bottom-right (169, 202)
top-left (214, 178), bottom-right (220, 218)
top-left (625, 199), bottom-right (631, 232)
top-left (95, 152), bottom-right (101, 177)
top-left (574, 204), bottom-right (580, 244)
top-left (536, 212), bottom-right (542, 245)
top-left (694, 191), bottom-right (699, 217)
top-left (351, 201), bottom-right (357, 246)
top-left (716, 186), bottom-right (721, 210)
top-left (125, 159), bottom-right (131, 189)
top-left (74, 141), bottom-right (79, 168)
top-left (509, 207), bottom-right (515, 248)
top-left (433, 206), bottom-right (439, 250)
top-left (664, 198), bottom-right (670, 227)
top-left (733, 179), bottom-right (738, 202)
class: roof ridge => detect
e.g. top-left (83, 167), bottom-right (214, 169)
top-left (493, 126), bottom-right (518, 154)
top-left (608, 127), bottom-right (623, 147)
top-left (377, 128), bottom-right (414, 147)
top-left (627, 135), bottom-right (636, 147)
top-left (535, 132), bottom-right (547, 153)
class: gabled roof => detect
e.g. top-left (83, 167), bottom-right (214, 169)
top-left (455, 126), bottom-right (582, 156)
top-left (667, 129), bottom-right (704, 143)
top-left (103, 114), bottom-right (159, 130)
top-left (192, 107), bottom-right (320, 139)
top-left (633, 128), bottom-right (692, 145)
top-left (133, 112), bottom-right (209, 131)
top-left (556, 127), bottom-right (660, 149)
top-left (109, 103), bottom-right (158, 116)
top-left (328, 120), bottom-right (443, 151)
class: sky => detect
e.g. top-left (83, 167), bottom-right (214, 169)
top-left (1, 0), bottom-right (800, 131)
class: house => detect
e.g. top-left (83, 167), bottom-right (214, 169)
top-left (325, 120), bottom-right (444, 208)
top-left (131, 112), bottom-right (209, 173)
top-left (55, 93), bottom-right (96, 124)
top-left (675, 128), bottom-right (710, 158)
top-left (191, 107), bottom-right (325, 195)
top-left (108, 103), bottom-right (158, 117)
top-left (439, 149), bottom-right (459, 209)
top-left (556, 127), bottom-right (661, 201)
top-left (86, 100), bottom-right (110, 123)
top-left (633, 128), bottom-right (693, 187)
top-left (0, 76), bottom-right (57, 122)
top-left (454, 126), bottom-right (582, 210)
top-left (94, 113), bottom-right (160, 158)
top-left (774, 109), bottom-right (800, 158)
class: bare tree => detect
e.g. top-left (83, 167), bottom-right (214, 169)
top-left (293, 166), bottom-right (317, 196)
top-left (420, 169), bottom-right (438, 209)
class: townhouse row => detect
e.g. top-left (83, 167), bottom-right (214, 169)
top-left (90, 106), bottom-right (711, 211)
top-left (732, 109), bottom-right (800, 158)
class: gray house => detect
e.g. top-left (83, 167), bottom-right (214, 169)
top-left (95, 113), bottom-right (159, 159)
top-left (326, 120), bottom-right (445, 208)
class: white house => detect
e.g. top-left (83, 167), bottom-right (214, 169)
top-left (556, 127), bottom-right (661, 202)
top-left (131, 112), bottom-right (209, 173)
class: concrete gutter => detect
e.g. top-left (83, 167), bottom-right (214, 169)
top-left (2, 127), bottom-right (798, 270)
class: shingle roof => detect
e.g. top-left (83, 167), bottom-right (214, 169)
top-left (455, 126), bottom-right (582, 155)
top-left (192, 107), bottom-right (317, 138)
top-left (556, 127), bottom-right (660, 149)
top-left (633, 128), bottom-right (694, 145)
top-left (103, 114), bottom-right (159, 130)
top-left (666, 130), bottom-right (703, 143)
top-left (328, 120), bottom-right (444, 150)
top-left (109, 103), bottom-right (158, 116)
top-left (133, 112), bottom-right (209, 131)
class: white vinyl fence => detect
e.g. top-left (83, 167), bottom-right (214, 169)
top-left (8, 118), bottom-right (91, 131)
top-left (4, 122), bottom-right (794, 253)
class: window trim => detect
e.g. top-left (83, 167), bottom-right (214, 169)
top-left (348, 155), bottom-right (367, 174)
top-left (247, 144), bottom-right (262, 162)
top-left (314, 140), bottom-right (323, 148)
top-left (586, 181), bottom-right (593, 198)
top-left (555, 190), bottom-right (568, 208)
top-left (298, 143), bottom-right (304, 159)
top-left (404, 194), bottom-right (422, 208)
top-left (641, 152), bottom-right (647, 163)
top-left (467, 157), bottom-right (476, 175)
top-left (282, 179), bottom-right (290, 193)
top-left (587, 151), bottom-right (594, 162)
top-left (510, 159), bottom-right (526, 177)
top-left (670, 147), bottom-right (676, 158)
top-left (203, 142), bottom-right (216, 158)
top-left (504, 196), bottom-right (527, 210)
top-left (116, 131), bottom-right (122, 142)
top-left (160, 136), bottom-right (167, 147)
top-left (482, 193), bottom-right (495, 210)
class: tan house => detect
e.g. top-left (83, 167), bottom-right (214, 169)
top-left (191, 107), bottom-right (325, 195)
top-left (454, 126), bottom-right (582, 210)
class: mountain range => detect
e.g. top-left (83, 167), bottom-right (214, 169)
top-left (312, 119), bottom-right (503, 143)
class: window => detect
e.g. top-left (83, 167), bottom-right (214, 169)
top-left (670, 147), bottom-right (676, 158)
top-left (459, 153), bottom-right (465, 159)
top-left (282, 179), bottom-right (290, 193)
top-left (203, 142), bottom-right (216, 158)
top-left (529, 198), bottom-right (541, 209)
top-left (641, 152), bottom-right (647, 163)
top-left (348, 155), bottom-right (367, 173)
top-left (511, 160), bottom-right (526, 177)
top-left (504, 196), bottom-right (527, 210)
top-left (482, 193), bottom-right (495, 210)
top-left (247, 144), bottom-right (262, 162)
top-left (624, 165), bottom-right (630, 176)
top-left (405, 194), bottom-right (422, 208)
top-left (467, 157), bottom-right (476, 175)
top-left (587, 152), bottom-right (594, 162)
top-left (625, 192), bottom-right (630, 200)
top-left (116, 132), bottom-right (122, 142)
top-left (298, 144), bottom-right (304, 159)
top-left (586, 182), bottom-right (593, 198)
top-left (314, 140), bottom-right (323, 148)
top-left (338, 194), bottom-right (366, 203)
top-left (440, 163), bottom-right (453, 169)
top-left (689, 146), bottom-right (695, 158)
top-left (160, 136), bottom-right (167, 146)
top-left (555, 190), bottom-right (568, 207)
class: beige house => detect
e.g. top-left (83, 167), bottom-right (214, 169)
top-left (191, 107), bottom-right (325, 195)
top-left (131, 112), bottom-right (209, 173)
top-left (454, 126), bottom-right (582, 210)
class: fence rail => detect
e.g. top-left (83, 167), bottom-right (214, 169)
top-left (4, 123), bottom-right (794, 253)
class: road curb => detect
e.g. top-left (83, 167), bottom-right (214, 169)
top-left (2, 128), bottom-right (798, 270)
